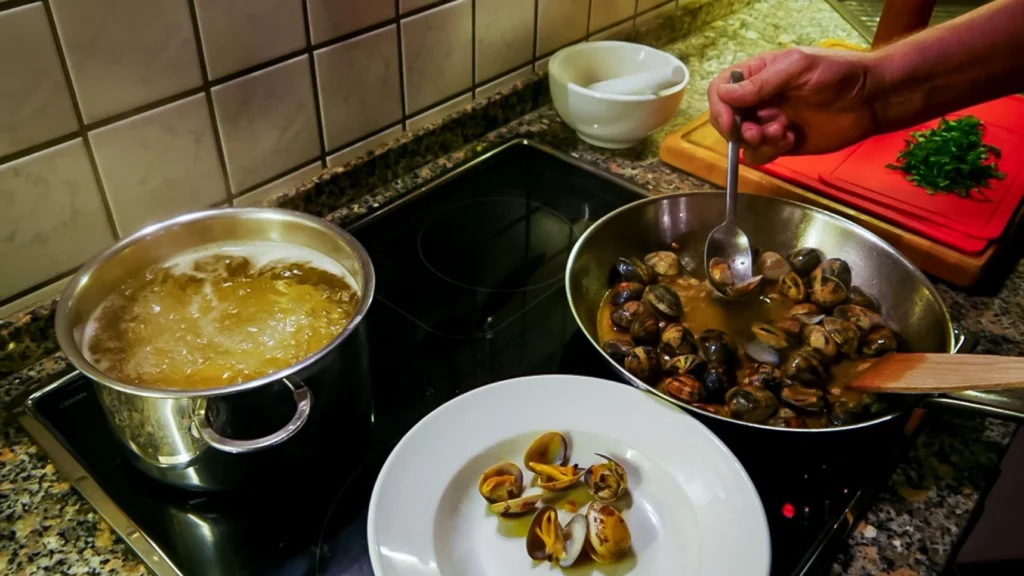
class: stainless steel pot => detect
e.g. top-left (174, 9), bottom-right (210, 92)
top-left (566, 192), bottom-right (1024, 432)
top-left (56, 208), bottom-right (375, 490)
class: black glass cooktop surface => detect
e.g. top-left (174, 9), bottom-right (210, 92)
top-left (22, 141), bottom-right (909, 576)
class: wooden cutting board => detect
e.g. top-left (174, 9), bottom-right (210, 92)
top-left (658, 39), bottom-right (1023, 287)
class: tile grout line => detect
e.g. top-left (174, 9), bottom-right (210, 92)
top-left (3, 0), bottom-right (689, 170)
top-left (471, 0), bottom-right (477, 95)
top-left (476, 63), bottom-right (536, 90)
top-left (1, 0), bottom-right (681, 169)
top-left (636, 0), bottom-right (676, 19)
top-left (40, 0), bottom-right (121, 239)
top-left (532, 0), bottom-right (540, 61)
top-left (301, 0), bottom-right (329, 168)
top-left (0, 268), bottom-right (77, 311)
top-left (400, 0), bottom-right (461, 20)
top-left (310, 16), bottom-right (397, 52)
top-left (232, 156), bottom-right (324, 201)
top-left (185, 0), bottom-right (234, 204)
top-left (1, 15), bottom-right (409, 168)
top-left (0, 0), bottom-right (42, 14)
top-left (586, 0), bottom-right (594, 37)
top-left (395, 0), bottom-right (409, 130)
top-left (3, 1), bottom-right (497, 169)
top-left (2, 0), bottom-right (693, 307)
top-left (0, 132), bottom-right (81, 168)
top-left (406, 88), bottom-right (475, 124)
top-left (322, 121), bottom-right (404, 165)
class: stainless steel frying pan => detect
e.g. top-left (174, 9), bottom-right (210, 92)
top-left (566, 192), bottom-right (1024, 432)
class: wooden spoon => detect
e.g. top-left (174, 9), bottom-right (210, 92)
top-left (849, 353), bottom-right (1024, 393)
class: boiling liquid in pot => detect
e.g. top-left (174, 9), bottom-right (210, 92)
top-left (83, 242), bottom-right (359, 390)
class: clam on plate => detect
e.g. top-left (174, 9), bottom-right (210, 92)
top-left (367, 375), bottom-right (770, 576)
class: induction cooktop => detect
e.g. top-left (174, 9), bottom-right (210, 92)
top-left (16, 140), bottom-right (912, 576)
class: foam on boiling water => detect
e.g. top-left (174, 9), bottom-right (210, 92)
top-left (82, 241), bottom-right (360, 390)
top-left (163, 241), bottom-right (356, 287)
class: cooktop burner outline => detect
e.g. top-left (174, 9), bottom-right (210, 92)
top-left (417, 196), bottom-right (577, 293)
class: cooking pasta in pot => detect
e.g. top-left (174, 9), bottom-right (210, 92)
top-left (83, 241), bottom-right (359, 390)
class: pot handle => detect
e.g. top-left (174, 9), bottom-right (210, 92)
top-left (195, 378), bottom-right (313, 454)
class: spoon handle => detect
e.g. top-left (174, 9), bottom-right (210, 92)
top-left (849, 353), bottom-right (1024, 393)
top-left (725, 70), bottom-right (744, 224)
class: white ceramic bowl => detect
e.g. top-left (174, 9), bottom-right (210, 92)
top-left (548, 41), bottom-right (689, 149)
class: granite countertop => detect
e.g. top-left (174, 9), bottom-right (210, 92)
top-left (0, 1), bottom-right (1019, 575)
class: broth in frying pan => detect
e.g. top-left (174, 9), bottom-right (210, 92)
top-left (596, 247), bottom-right (898, 428)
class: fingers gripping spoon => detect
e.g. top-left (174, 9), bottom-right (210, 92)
top-left (705, 70), bottom-right (761, 299)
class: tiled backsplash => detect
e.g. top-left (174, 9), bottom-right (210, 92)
top-left (0, 0), bottom-right (685, 317)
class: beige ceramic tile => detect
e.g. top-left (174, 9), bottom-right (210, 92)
top-left (326, 124), bottom-right (404, 168)
top-left (316, 25), bottom-right (402, 151)
top-left (400, 0), bottom-right (437, 14)
top-left (0, 4), bottom-right (78, 158)
top-left (401, 0), bottom-right (472, 114)
top-left (212, 56), bottom-right (320, 193)
top-left (536, 0), bottom-right (589, 56)
top-left (50, 0), bottom-right (202, 123)
top-left (194, 0), bottom-right (306, 79)
top-left (406, 92), bottom-right (472, 133)
top-left (589, 19), bottom-right (634, 42)
top-left (307, 0), bottom-right (395, 44)
top-left (0, 140), bottom-right (114, 301)
top-left (590, 0), bottom-right (636, 32)
top-left (475, 0), bottom-right (535, 82)
top-left (235, 161), bottom-right (323, 206)
top-left (638, 0), bottom-right (674, 12)
top-left (90, 95), bottom-right (228, 235)
top-left (475, 66), bottom-right (536, 100)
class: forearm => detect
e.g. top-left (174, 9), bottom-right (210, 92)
top-left (867, 0), bottom-right (1024, 134)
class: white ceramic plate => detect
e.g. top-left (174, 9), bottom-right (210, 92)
top-left (367, 375), bottom-right (770, 576)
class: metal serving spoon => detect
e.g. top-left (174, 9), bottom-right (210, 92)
top-left (704, 70), bottom-right (760, 299)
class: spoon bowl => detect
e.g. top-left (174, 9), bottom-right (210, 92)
top-left (704, 70), bottom-right (759, 299)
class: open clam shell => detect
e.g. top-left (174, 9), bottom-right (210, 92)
top-left (560, 513), bottom-right (587, 567)
top-left (526, 507), bottom-right (586, 567)
top-left (489, 491), bottom-right (542, 517)
top-left (477, 461), bottom-right (523, 503)
top-left (523, 431), bottom-right (569, 474)
top-left (583, 453), bottom-right (628, 502)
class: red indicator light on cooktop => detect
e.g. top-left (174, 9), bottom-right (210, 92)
top-left (782, 503), bottom-right (795, 518)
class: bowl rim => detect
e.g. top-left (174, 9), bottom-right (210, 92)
top-left (564, 191), bottom-right (956, 433)
top-left (549, 40), bottom-right (690, 102)
top-left (55, 206), bottom-right (376, 399)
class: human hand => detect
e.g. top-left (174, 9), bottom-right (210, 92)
top-left (707, 47), bottom-right (879, 164)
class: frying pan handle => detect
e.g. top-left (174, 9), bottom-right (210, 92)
top-left (921, 395), bottom-right (1024, 423)
top-left (926, 324), bottom-right (1024, 422)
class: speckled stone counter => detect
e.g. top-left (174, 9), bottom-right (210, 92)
top-left (0, 1), bottom-right (1019, 575)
